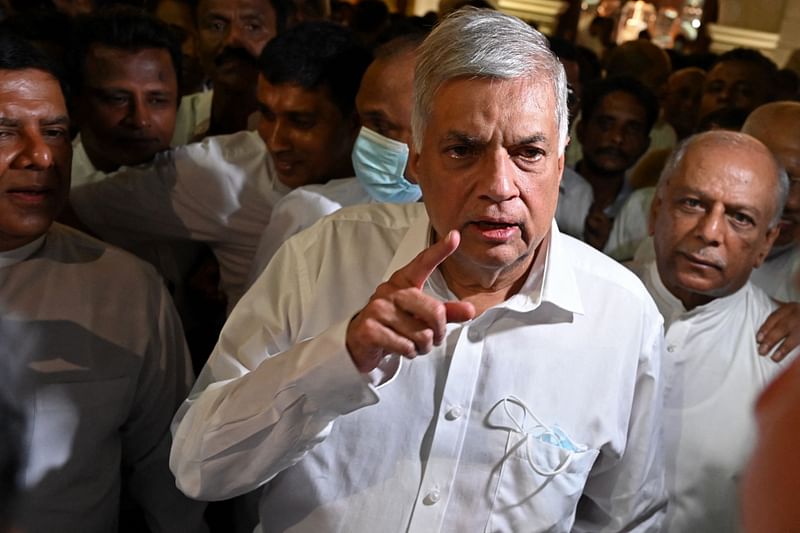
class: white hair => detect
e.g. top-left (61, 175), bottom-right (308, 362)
top-left (412, 8), bottom-right (569, 154)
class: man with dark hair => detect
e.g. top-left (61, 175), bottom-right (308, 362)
top-left (69, 22), bottom-right (371, 311)
top-left (248, 32), bottom-right (425, 281)
top-left (172, 0), bottom-right (289, 143)
top-left (699, 47), bottom-right (777, 121)
top-left (0, 33), bottom-right (205, 532)
top-left (556, 76), bottom-right (659, 251)
top-left (69, 6), bottom-right (182, 184)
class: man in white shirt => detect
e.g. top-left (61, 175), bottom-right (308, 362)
top-left (69, 22), bottom-right (371, 311)
top-left (612, 101), bottom-right (800, 303)
top-left (631, 130), bottom-right (795, 531)
top-left (0, 34), bottom-right (205, 533)
top-left (247, 32), bottom-right (423, 282)
top-left (69, 7), bottom-right (182, 187)
top-left (171, 0), bottom-right (286, 144)
top-left (741, 102), bottom-right (800, 303)
top-left (555, 76), bottom-right (659, 250)
top-left (171, 11), bottom-right (667, 531)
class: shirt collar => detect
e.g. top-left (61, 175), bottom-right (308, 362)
top-left (72, 134), bottom-right (97, 174)
top-left (0, 234), bottom-right (46, 268)
top-left (381, 211), bottom-right (585, 316)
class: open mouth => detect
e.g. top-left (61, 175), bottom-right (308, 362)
top-left (470, 220), bottom-right (522, 241)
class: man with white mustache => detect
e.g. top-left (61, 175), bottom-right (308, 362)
top-left (630, 130), bottom-right (799, 531)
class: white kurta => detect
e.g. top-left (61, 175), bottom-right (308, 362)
top-left (634, 260), bottom-right (797, 532)
top-left (70, 131), bottom-right (290, 311)
top-left (0, 224), bottom-right (205, 533)
top-left (171, 202), bottom-right (668, 532)
top-left (246, 176), bottom-right (372, 285)
top-left (171, 90), bottom-right (214, 146)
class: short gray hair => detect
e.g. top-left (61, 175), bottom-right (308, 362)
top-left (658, 130), bottom-right (790, 228)
top-left (412, 8), bottom-right (568, 154)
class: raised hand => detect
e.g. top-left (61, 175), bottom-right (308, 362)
top-left (345, 230), bottom-right (476, 372)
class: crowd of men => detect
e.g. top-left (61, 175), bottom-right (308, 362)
top-left (1, 1), bottom-right (800, 532)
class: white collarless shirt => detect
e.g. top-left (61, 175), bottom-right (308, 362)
top-left (171, 202), bottom-right (667, 532)
top-left (1, 224), bottom-right (204, 532)
top-left (636, 260), bottom-right (797, 532)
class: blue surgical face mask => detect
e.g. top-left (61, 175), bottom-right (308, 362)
top-left (352, 126), bottom-right (421, 203)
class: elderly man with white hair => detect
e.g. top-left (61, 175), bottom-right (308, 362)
top-left (631, 130), bottom-right (797, 532)
top-left (170, 10), bottom-right (668, 532)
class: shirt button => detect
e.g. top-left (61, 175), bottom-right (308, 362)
top-left (423, 488), bottom-right (441, 505)
top-left (667, 345), bottom-right (676, 353)
top-left (467, 328), bottom-right (482, 342)
top-left (445, 405), bottom-right (464, 420)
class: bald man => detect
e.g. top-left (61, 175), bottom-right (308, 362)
top-left (742, 102), bottom-right (800, 303)
top-left (632, 131), bottom-right (797, 531)
top-left (662, 67), bottom-right (706, 141)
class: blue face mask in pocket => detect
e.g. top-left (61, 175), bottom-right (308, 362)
top-left (352, 126), bottom-right (421, 203)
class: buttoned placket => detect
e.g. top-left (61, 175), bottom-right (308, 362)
top-left (406, 310), bottom-right (496, 532)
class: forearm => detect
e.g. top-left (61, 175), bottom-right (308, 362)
top-left (170, 320), bottom-right (379, 500)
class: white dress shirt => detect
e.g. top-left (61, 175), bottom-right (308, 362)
top-left (634, 260), bottom-right (797, 532)
top-left (70, 131), bottom-right (290, 311)
top-left (0, 224), bottom-right (205, 533)
top-left (750, 246), bottom-right (800, 302)
top-left (69, 135), bottom-right (202, 292)
top-left (555, 166), bottom-right (635, 251)
top-left (605, 187), bottom-right (655, 261)
top-left (171, 202), bottom-right (668, 532)
top-left (247, 176), bottom-right (373, 285)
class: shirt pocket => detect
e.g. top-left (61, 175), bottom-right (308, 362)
top-left (485, 437), bottom-right (599, 533)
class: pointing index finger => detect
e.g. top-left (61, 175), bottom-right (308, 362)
top-left (400, 229), bottom-right (460, 289)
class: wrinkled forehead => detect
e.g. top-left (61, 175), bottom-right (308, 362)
top-left (0, 68), bottom-right (67, 114)
top-left (676, 141), bottom-right (780, 201)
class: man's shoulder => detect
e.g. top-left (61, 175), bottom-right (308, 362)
top-left (309, 201), bottom-right (424, 233)
top-left (43, 224), bottom-right (164, 285)
top-left (281, 178), bottom-right (371, 212)
top-left (186, 130), bottom-right (264, 159)
top-left (281, 202), bottom-right (426, 263)
top-left (559, 231), bottom-right (657, 308)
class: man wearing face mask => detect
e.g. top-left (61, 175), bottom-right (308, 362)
top-left (247, 32), bottom-right (423, 283)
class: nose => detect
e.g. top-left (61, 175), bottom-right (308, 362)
top-left (223, 22), bottom-right (246, 49)
top-left (124, 97), bottom-right (152, 129)
top-left (716, 85), bottom-right (731, 105)
top-left (12, 130), bottom-right (53, 170)
top-left (260, 118), bottom-right (291, 153)
top-left (608, 122), bottom-right (626, 146)
top-left (695, 204), bottom-right (724, 246)
top-left (480, 152), bottom-right (518, 203)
